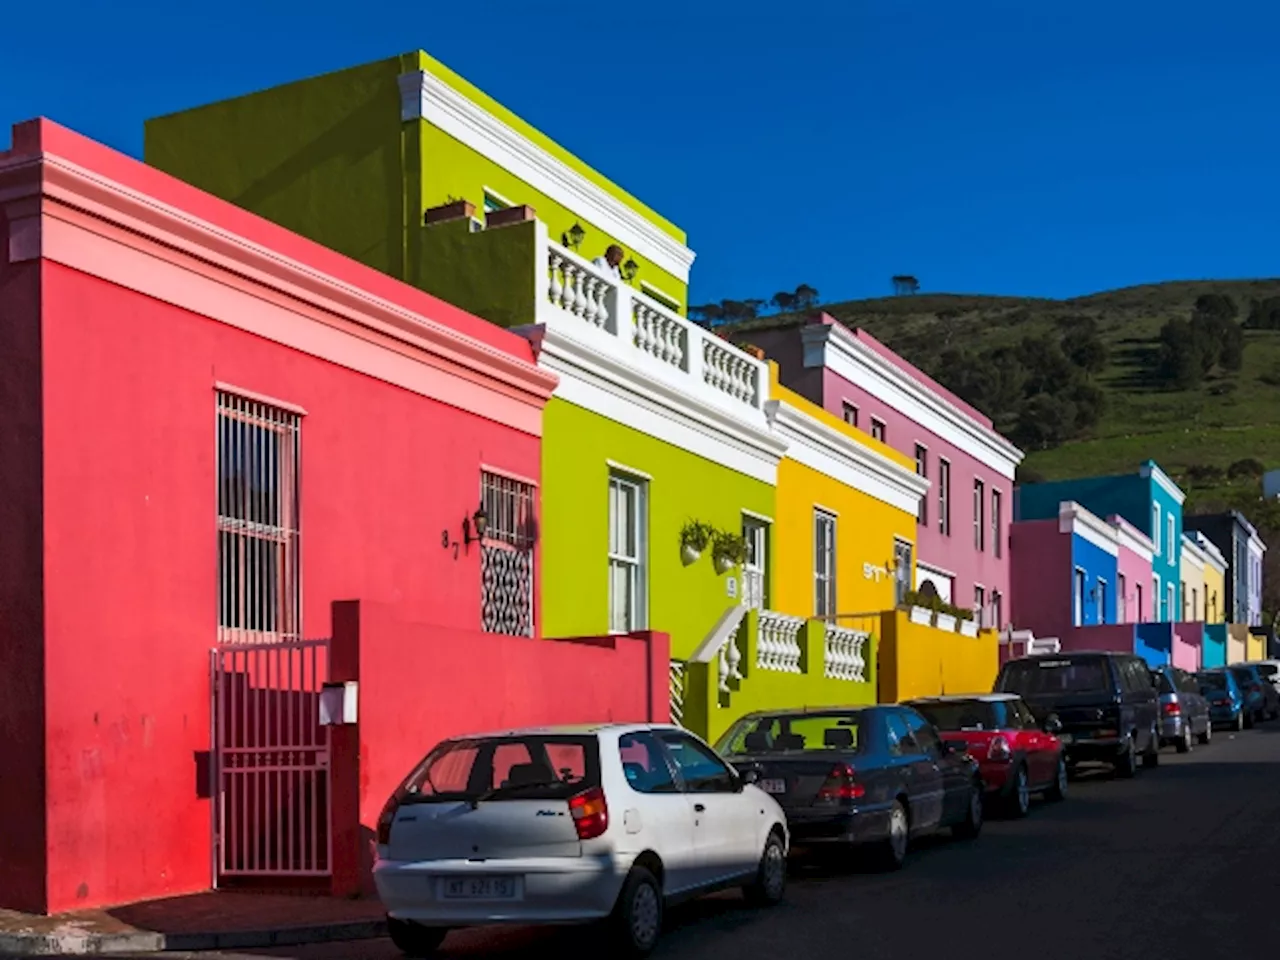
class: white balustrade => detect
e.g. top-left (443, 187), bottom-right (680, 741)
top-left (823, 624), bottom-right (868, 682)
top-left (717, 630), bottom-right (744, 693)
top-left (756, 611), bottom-right (805, 673)
top-left (703, 338), bottom-right (759, 405)
top-left (546, 247), bottom-right (611, 331)
top-left (632, 299), bottom-right (687, 370)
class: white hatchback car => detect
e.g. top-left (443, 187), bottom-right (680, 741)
top-left (373, 722), bottom-right (789, 957)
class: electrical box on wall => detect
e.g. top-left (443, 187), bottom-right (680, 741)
top-left (319, 681), bottom-right (358, 725)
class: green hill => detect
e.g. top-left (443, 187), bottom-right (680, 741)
top-left (737, 280), bottom-right (1280, 513)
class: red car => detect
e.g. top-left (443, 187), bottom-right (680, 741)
top-left (904, 694), bottom-right (1067, 818)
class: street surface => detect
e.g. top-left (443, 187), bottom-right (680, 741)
top-left (104, 723), bottom-right (1280, 960)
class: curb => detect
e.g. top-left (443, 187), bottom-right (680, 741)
top-left (0, 919), bottom-right (387, 956)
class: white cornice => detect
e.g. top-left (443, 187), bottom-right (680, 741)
top-left (764, 399), bottom-right (929, 515)
top-left (1139, 462), bottom-right (1187, 506)
top-left (1059, 501), bottom-right (1119, 557)
top-left (1109, 515), bottom-right (1155, 563)
top-left (803, 323), bottom-right (1023, 480)
top-left (526, 325), bottom-right (785, 485)
top-left (1180, 534), bottom-right (1207, 572)
top-left (1248, 531), bottom-right (1267, 557)
top-left (400, 70), bottom-right (695, 284)
top-left (1189, 532), bottom-right (1227, 573)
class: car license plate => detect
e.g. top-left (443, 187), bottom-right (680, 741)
top-left (760, 778), bottom-right (786, 794)
top-left (441, 876), bottom-right (519, 900)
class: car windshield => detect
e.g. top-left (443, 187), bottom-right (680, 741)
top-left (716, 712), bottom-right (863, 755)
top-left (1155, 671), bottom-right (1176, 694)
top-left (1230, 667), bottom-right (1254, 684)
top-left (398, 735), bottom-right (600, 802)
top-left (999, 658), bottom-right (1109, 695)
top-left (1197, 672), bottom-right (1228, 691)
top-left (911, 701), bottom-right (1002, 731)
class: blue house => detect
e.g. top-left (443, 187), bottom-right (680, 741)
top-left (1015, 460), bottom-right (1185, 622)
top-left (1010, 500), bottom-right (1119, 638)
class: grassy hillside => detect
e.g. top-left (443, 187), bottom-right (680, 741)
top-left (750, 280), bottom-right (1280, 511)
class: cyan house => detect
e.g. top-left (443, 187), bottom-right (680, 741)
top-left (1015, 460), bottom-right (1185, 623)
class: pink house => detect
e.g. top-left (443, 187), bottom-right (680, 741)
top-left (739, 316), bottom-right (1024, 627)
top-left (1109, 515), bottom-right (1155, 624)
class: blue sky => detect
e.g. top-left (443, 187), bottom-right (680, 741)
top-left (3, 0), bottom-right (1277, 306)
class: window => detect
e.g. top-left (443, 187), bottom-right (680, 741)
top-left (402, 735), bottom-right (600, 802)
top-left (1074, 568), bottom-right (1086, 626)
top-left (914, 445), bottom-right (928, 525)
top-left (742, 517), bottom-right (769, 610)
top-left (991, 489), bottom-right (1003, 558)
top-left (217, 392), bottom-right (301, 643)
top-left (814, 510), bottom-right (837, 617)
top-left (938, 459), bottom-right (952, 535)
top-left (1167, 582), bottom-right (1175, 623)
top-left (870, 417), bottom-right (886, 442)
top-left (884, 712), bottom-right (912, 757)
top-left (1097, 578), bottom-right (1108, 624)
top-left (893, 539), bottom-right (913, 607)
top-left (481, 471), bottom-right (537, 637)
top-left (482, 189), bottom-right (510, 212)
top-left (1152, 504), bottom-right (1161, 554)
top-left (1181, 582), bottom-right (1188, 621)
top-left (1153, 576), bottom-right (1161, 620)
top-left (974, 585), bottom-right (986, 625)
top-left (608, 473), bottom-right (647, 632)
top-left (617, 731), bottom-right (678, 794)
top-left (903, 710), bottom-right (941, 756)
top-left (640, 282), bottom-right (681, 312)
top-left (657, 732), bottom-right (737, 793)
top-left (717, 712), bottom-right (862, 755)
top-left (1167, 515), bottom-right (1175, 563)
top-left (992, 590), bottom-right (1003, 629)
top-left (973, 479), bottom-right (985, 551)
top-left (1191, 587), bottom-right (1198, 621)
top-left (842, 401), bottom-right (858, 427)
top-left (1135, 582), bottom-right (1144, 621)
top-left (1118, 573), bottom-right (1128, 623)
top-left (1009, 699), bottom-right (1038, 730)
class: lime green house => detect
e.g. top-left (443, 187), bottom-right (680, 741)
top-left (145, 53), bottom-right (809, 732)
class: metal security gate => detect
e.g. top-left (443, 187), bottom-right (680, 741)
top-left (211, 639), bottom-right (331, 883)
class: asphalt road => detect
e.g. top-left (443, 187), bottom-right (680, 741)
top-left (128, 721), bottom-right (1280, 960)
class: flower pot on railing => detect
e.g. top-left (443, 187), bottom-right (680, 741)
top-left (935, 613), bottom-right (958, 633)
top-left (908, 605), bottom-right (934, 626)
top-left (958, 619), bottom-right (979, 637)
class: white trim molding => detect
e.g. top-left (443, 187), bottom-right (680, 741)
top-left (1108, 514), bottom-right (1155, 564)
top-left (400, 69), bottom-right (696, 284)
top-left (1186, 531), bottom-right (1227, 573)
top-left (1059, 501), bottom-right (1119, 557)
top-left (527, 325), bottom-right (786, 486)
top-left (1180, 533), bottom-right (1208, 572)
top-left (917, 559), bottom-right (958, 580)
top-left (764, 399), bottom-right (930, 515)
top-left (1139, 461), bottom-right (1187, 506)
top-left (801, 322), bottom-right (1023, 480)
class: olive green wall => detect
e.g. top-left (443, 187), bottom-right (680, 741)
top-left (540, 397), bottom-right (774, 662)
top-left (415, 218), bottom-right (538, 329)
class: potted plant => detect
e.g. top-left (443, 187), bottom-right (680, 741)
top-left (679, 520), bottom-right (713, 566)
top-left (934, 601), bottom-right (959, 633)
top-left (711, 529), bottom-right (747, 575)
top-left (957, 609), bottom-right (979, 637)
top-left (902, 589), bottom-right (936, 626)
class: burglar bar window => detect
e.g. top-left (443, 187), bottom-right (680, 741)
top-left (480, 471), bottom-right (537, 637)
top-left (216, 392), bottom-right (301, 644)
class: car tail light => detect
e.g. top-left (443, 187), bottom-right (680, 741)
top-left (988, 736), bottom-right (1012, 762)
top-left (1163, 701), bottom-right (1181, 716)
top-left (376, 794), bottom-right (400, 846)
top-left (817, 763), bottom-right (866, 801)
top-left (569, 786), bottom-right (609, 840)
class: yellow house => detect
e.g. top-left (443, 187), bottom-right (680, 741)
top-left (1187, 531), bottom-right (1227, 623)
top-left (1180, 533), bottom-right (1208, 622)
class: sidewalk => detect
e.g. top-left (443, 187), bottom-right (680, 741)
top-left (0, 892), bottom-right (387, 956)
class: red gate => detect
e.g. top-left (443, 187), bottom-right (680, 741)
top-left (211, 639), bottom-right (331, 884)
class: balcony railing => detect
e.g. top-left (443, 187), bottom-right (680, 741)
top-left (823, 623), bottom-right (869, 682)
top-left (756, 611), bottom-right (805, 673)
top-left (539, 234), bottom-right (765, 415)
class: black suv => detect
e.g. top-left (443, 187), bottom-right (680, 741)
top-left (994, 651), bottom-right (1160, 778)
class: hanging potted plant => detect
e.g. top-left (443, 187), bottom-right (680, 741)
top-left (679, 520), bottom-right (713, 566)
top-left (711, 529), bottom-right (747, 575)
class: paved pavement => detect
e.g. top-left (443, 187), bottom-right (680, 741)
top-left (19, 722), bottom-right (1280, 959)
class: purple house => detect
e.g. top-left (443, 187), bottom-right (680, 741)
top-left (737, 315), bottom-right (1024, 628)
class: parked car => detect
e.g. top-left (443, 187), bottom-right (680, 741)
top-left (1196, 668), bottom-right (1246, 731)
top-left (1153, 665), bottom-right (1213, 752)
top-left (1248, 659), bottom-right (1280, 696)
top-left (373, 723), bottom-right (788, 958)
top-left (903, 694), bottom-right (1066, 817)
top-left (715, 705), bottom-right (983, 871)
top-left (993, 651), bottom-right (1160, 778)
top-left (1228, 664), bottom-right (1280, 724)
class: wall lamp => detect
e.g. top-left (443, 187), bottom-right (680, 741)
top-left (564, 222), bottom-right (585, 249)
top-left (462, 502), bottom-right (489, 545)
top-left (621, 259), bottom-right (639, 282)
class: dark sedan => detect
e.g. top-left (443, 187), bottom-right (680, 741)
top-left (716, 705), bottom-right (983, 870)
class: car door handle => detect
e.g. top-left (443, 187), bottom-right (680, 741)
top-left (694, 803), bottom-right (706, 812)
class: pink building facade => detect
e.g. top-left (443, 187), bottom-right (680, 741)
top-left (740, 316), bottom-right (1023, 628)
top-left (1109, 515), bottom-right (1155, 624)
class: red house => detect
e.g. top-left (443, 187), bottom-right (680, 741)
top-left (0, 119), bottom-right (667, 915)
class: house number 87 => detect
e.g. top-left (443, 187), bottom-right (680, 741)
top-left (864, 562), bottom-right (887, 582)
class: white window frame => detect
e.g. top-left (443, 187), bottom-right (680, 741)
top-left (1153, 575), bottom-right (1161, 620)
top-left (1167, 582), bottom-right (1175, 624)
top-left (1152, 503), bottom-right (1161, 554)
top-left (1118, 572), bottom-right (1128, 623)
top-left (991, 590), bottom-right (1003, 630)
top-left (742, 514), bottom-right (769, 610)
top-left (1166, 514), bottom-right (1175, 563)
top-left (1097, 577), bottom-right (1108, 624)
top-left (482, 186), bottom-right (514, 211)
top-left (938, 458), bottom-right (951, 536)
top-left (974, 584), bottom-right (986, 626)
top-left (814, 509), bottom-right (837, 618)
top-left (608, 472), bottom-right (648, 633)
top-left (914, 444), bottom-right (928, 526)
top-left (842, 401), bottom-right (858, 427)
top-left (991, 488), bottom-right (1002, 558)
top-left (893, 538), bottom-right (913, 608)
top-left (1135, 581), bottom-right (1144, 622)
top-left (870, 417), bottom-right (886, 442)
top-left (973, 478), bottom-right (985, 552)
top-left (1074, 567), bottom-right (1086, 626)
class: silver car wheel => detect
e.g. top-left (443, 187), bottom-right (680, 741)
top-left (1056, 758), bottom-right (1068, 795)
top-left (889, 805), bottom-right (908, 861)
top-left (629, 881), bottom-right (660, 948)
top-left (1016, 768), bottom-right (1030, 813)
top-left (762, 841), bottom-right (785, 899)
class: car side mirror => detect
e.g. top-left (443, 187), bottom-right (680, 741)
top-left (740, 767), bottom-right (760, 786)
top-left (1044, 714), bottom-right (1063, 735)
